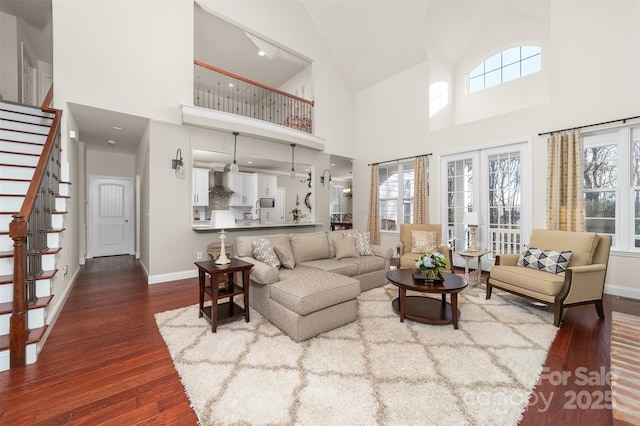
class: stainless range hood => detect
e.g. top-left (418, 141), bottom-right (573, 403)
top-left (210, 171), bottom-right (234, 195)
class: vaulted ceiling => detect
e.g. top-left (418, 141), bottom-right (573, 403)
top-left (1, 0), bottom-right (550, 155)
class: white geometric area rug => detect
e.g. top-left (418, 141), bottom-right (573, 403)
top-left (155, 284), bottom-right (558, 425)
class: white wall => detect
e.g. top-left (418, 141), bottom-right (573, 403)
top-left (52, 0), bottom-right (193, 124)
top-left (197, 0), bottom-right (356, 159)
top-left (136, 123), bottom-right (151, 275)
top-left (143, 120), bottom-right (330, 283)
top-left (0, 12), bottom-right (18, 102)
top-left (86, 149), bottom-right (135, 179)
top-left (354, 1), bottom-right (640, 297)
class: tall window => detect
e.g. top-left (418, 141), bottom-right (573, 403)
top-left (469, 45), bottom-right (541, 93)
top-left (379, 161), bottom-right (415, 230)
top-left (583, 126), bottom-right (640, 249)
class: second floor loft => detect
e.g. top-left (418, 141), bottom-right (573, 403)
top-left (194, 60), bottom-right (314, 135)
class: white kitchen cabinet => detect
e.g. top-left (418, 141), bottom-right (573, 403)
top-left (224, 172), bottom-right (257, 207)
top-left (192, 168), bottom-right (210, 206)
top-left (257, 174), bottom-right (278, 196)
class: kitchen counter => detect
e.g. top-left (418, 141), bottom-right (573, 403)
top-left (192, 222), bottom-right (322, 233)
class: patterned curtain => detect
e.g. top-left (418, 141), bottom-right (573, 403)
top-left (546, 130), bottom-right (585, 231)
top-left (413, 156), bottom-right (428, 224)
top-left (367, 164), bottom-right (380, 245)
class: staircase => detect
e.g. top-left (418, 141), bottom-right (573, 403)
top-left (0, 98), bottom-right (66, 371)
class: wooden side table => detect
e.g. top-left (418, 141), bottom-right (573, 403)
top-left (455, 249), bottom-right (491, 286)
top-left (194, 259), bottom-right (253, 332)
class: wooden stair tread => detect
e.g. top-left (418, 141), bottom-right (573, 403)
top-left (0, 228), bottom-right (64, 236)
top-left (0, 269), bottom-right (58, 285)
top-left (0, 295), bottom-right (54, 315)
top-left (0, 117), bottom-right (53, 129)
top-left (0, 106), bottom-right (55, 120)
top-left (0, 127), bottom-right (49, 137)
top-left (0, 149), bottom-right (40, 157)
top-left (0, 138), bottom-right (46, 146)
top-left (0, 325), bottom-right (48, 351)
top-left (0, 247), bottom-right (62, 258)
top-left (0, 163), bottom-right (36, 169)
top-left (0, 178), bottom-right (31, 182)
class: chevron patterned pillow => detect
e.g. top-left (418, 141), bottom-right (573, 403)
top-left (517, 246), bottom-right (573, 275)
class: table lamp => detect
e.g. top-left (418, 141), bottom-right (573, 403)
top-left (464, 211), bottom-right (480, 252)
top-left (210, 210), bottom-right (236, 264)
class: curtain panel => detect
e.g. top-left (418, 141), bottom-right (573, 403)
top-left (367, 164), bottom-right (380, 245)
top-left (546, 130), bottom-right (585, 232)
top-left (413, 156), bottom-right (428, 224)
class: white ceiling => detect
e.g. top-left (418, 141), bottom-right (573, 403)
top-left (3, 0), bottom-right (550, 161)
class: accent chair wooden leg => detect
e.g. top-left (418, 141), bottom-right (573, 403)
top-left (595, 299), bottom-right (605, 320)
top-left (485, 283), bottom-right (493, 300)
top-left (554, 304), bottom-right (563, 327)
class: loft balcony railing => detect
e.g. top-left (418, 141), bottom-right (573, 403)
top-left (194, 60), bottom-right (314, 134)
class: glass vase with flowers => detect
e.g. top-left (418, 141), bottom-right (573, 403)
top-left (414, 252), bottom-right (448, 281)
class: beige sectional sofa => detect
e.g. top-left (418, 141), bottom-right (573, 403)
top-left (234, 230), bottom-right (393, 342)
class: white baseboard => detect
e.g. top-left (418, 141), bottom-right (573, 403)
top-left (138, 259), bottom-right (149, 280)
top-left (604, 284), bottom-right (640, 300)
top-left (147, 268), bottom-right (197, 285)
top-left (46, 266), bottom-right (80, 326)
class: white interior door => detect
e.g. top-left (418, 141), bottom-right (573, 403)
top-left (88, 176), bottom-right (133, 257)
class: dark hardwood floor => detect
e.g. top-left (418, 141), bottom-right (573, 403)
top-left (1, 255), bottom-right (638, 425)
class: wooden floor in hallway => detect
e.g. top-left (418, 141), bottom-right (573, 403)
top-left (1, 255), bottom-right (638, 425)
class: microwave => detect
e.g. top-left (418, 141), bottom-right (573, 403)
top-left (259, 198), bottom-right (275, 208)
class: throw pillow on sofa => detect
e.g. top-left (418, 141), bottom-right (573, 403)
top-left (410, 230), bottom-right (438, 254)
top-left (252, 238), bottom-right (281, 269)
top-left (274, 242), bottom-right (296, 269)
top-left (290, 232), bottom-right (331, 262)
top-left (517, 246), bottom-right (573, 275)
top-left (343, 230), bottom-right (374, 256)
top-left (334, 237), bottom-right (360, 260)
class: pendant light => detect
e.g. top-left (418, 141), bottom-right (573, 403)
top-left (290, 143), bottom-right (296, 177)
top-left (230, 132), bottom-right (240, 173)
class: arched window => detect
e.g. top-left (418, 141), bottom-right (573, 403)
top-left (469, 45), bottom-right (541, 93)
top-left (429, 81), bottom-right (448, 117)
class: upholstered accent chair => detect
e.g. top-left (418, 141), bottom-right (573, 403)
top-left (396, 224), bottom-right (453, 270)
top-left (487, 228), bottom-right (611, 326)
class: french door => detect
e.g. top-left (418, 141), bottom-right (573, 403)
top-left (442, 142), bottom-right (531, 270)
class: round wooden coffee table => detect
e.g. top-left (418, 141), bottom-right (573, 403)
top-left (386, 269), bottom-right (468, 329)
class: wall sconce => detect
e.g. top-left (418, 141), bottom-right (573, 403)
top-left (172, 148), bottom-right (185, 179)
top-left (290, 143), bottom-right (296, 177)
top-left (320, 169), bottom-right (332, 186)
top-left (464, 211), bottom-right (480, 252)
top-left (230, 131), bottom-right (240, 173)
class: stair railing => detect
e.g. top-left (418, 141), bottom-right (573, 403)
top-left (8, 85), bottom-right (62, 369)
